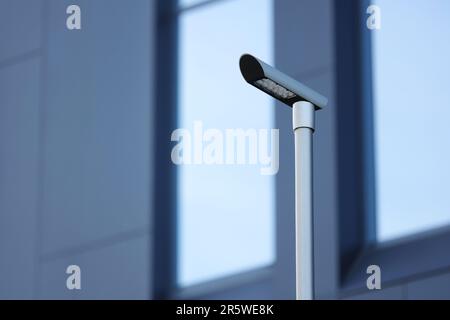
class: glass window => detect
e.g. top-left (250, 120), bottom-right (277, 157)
top-left (373, 0), bottom-right (450, 241)
top-left (177, 0), bottom-right (275, 286)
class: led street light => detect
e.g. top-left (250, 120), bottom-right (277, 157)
top-left (239, 54), bottom-right (328, 109)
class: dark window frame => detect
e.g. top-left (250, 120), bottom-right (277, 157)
top-left (335, 0), bottom-right (450, 297)
top-left (152, 0), bottom-right (179, 299)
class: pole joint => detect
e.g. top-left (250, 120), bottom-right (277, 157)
top-left (292, 101), bottom-right (316, 132)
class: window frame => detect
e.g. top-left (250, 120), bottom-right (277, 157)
top-left (152, 0), bottom-right (178, 299)
top-left (152, 0), bottom-right (276, 300)
top-left (335, 0), bottom-right (450, 297)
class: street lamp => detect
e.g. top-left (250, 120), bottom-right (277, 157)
top-left (239, 54), bottom-right (328, 300)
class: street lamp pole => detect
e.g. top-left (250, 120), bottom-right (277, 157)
top-left (239, 54), bottom-right (327, 300)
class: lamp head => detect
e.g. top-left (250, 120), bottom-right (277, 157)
top-left (239, 54), bottom-right (328, 110)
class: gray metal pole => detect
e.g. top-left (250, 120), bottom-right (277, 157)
top-left (292, 101), bottom-right (315, 300)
